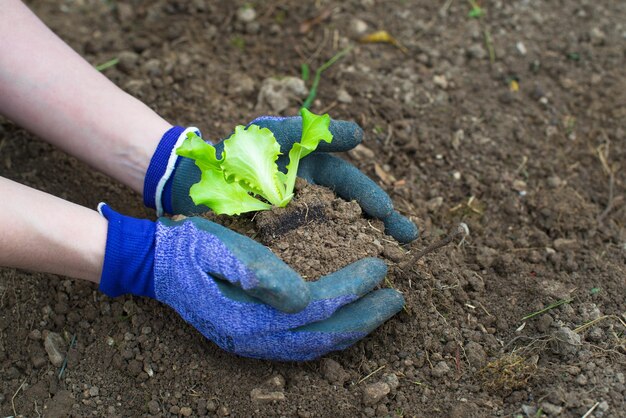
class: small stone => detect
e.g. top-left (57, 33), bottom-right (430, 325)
top-left (141, 326), bottom-right (152, 335)
top-left (453, 171), bottom-right (461, 180)
top-left (431, 361), bottom-right (451, 377)
top-left (206, 400), bottom-right (217, 412)
top-left (169, 405), bottom-right (180, 415)
top-left (383, 373), bottom-right (399, 390)
top-left (585, 327), bottom-right (604, 342)
top-left (250, 388), bottom-right (286, 402)
top-left (143, 59), bottom-right (161, 77)
top-left (426, 197), bottom-right (443, 212)
top-left (433, 75), bottom-right (448, 89)
top-left (236, 7), bottom-right (256, 23)
top-left (382, 243), bottom-right (405, 263)
top-left (598, 400), bottom-right (609, 411)
top-left (337, 89), bottom-right (353, 104)
top-left (180, 406), bottom-right (193, 416)
top-left (552, 327), bottom-right (581, 355)
top-left (117, 51), bottom-right (139, 74)
top-left (516, 41), bottom-right (527, 55)
top-left (512, 180), bottom-right (527, 192)
top-left (575, 374), bottom-right (588, 385)
top-left (521, 404), bottom-right (537, 416)
top-left (541, 402), bottom-right (563, 416)
top-left (29, 329), bottom-right (42, 340)
top-left (321, 358), bottom-right (350, 385)
top-left (465, 342), bottom-right (487, 368)
top-left (265, 374), bottom-right (286, 389)
top-left (589, 27), bottom-right (606, 45)
top-left (467, 44), bottom-right (487, 59)
top-left (553, 238), bottom-right (577, 252)
top-left (256, 77), bottom-right (308, 113)
top-left (147, 400), bottom-right (160, 415)
top-left (348, 144), bottom-right (375, 161)
top-left (547, 176), bottom-right (562, 188)
top-left (44, 331), bottom-right (66, 367)
top-left (452, 129), bottom-right (464, 149)
top-left (89, 386), bottom-right (99, 397)
top-left (228, 73), bottom-right (255, 96)
top-left (218, 405), bottom-right (230, 416)
top-left (362, 382), bottom-right (390, 406)
top-left (536, 315), bottom-right (553, 333)
top-left (349, 18), bottom-right (368, 36)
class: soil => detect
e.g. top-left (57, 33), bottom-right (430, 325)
top-left (1, 1), bottom-right (625, 417)
top-left (200, 179), bottom-right (395, 280)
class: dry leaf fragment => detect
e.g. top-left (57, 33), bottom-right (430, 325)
top-left (359, 30), bottom-right (408, 54)
top-left (374, 163), bottom-right (396, 184)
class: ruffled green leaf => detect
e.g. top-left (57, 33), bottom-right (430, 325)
top-left (189, 169), bottom-right (271, 215)
top-left (176, 132), bottom-right (222, 170)
top-left (222, 125), bottom-right (285, 206)
top-left (176, 110), bottom-right (333, 214)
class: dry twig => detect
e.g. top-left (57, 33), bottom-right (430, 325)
top-left (401, 223), bottom-right (469, 269)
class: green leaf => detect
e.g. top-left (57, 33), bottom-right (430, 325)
top-left (221, 125), bottom-right (285, 206)
top-left (189, 169), bottom-right (271, 215)
top-left (175, 111), bottom-right (333, 215)
top-left (282, 108), bottom-right (333, 201)
top-left (176, 132), bottom-right (223, 170)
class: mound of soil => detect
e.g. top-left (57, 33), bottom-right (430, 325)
top-left (200, 179), bottom-right (406, 280)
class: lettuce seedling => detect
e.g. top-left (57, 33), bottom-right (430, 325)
top-left (176, 108), bottom-right (333, 215)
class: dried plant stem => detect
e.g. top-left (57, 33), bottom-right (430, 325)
top-left (402, 223), bottom-right (468, 269)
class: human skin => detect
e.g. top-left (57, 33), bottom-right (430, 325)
top-left (0, 0), bottom-right (172, 281)
top-left (0, 177), bottom-right (107, 283)
top-left (0, 0), bottom-right (171, 195)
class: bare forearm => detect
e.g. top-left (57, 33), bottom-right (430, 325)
top-left (0, 177), bottom-right (107, 283)
top-left (0, 0), bottom-right (171, 193)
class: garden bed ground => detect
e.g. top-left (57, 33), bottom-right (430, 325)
top-left (1, 1), bottom-right (624, 417)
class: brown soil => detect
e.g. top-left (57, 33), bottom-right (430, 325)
top-left (201, 179), bottom-right (396, 280)
top-left (1, 1), bottom-right (625, 417)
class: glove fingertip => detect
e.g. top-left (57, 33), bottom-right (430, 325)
top-left (322, 120), bottom-right (363, 152)
top-left (383, 211), bottom-right (419, 243)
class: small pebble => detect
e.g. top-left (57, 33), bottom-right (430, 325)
top-left (44, 331), bottom-right (66, 367)
top-left (431, 361), bottom-right (451, 377)
top-left (236, 7), bottom-right (256, 23)
top-left (147, 400), bottom-right (160, 415)
top-left (362, 382), bottom-right (390, 406)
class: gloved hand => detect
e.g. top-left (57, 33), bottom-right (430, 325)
top-left (98, 204), bottom-right (404, 361)
top-left (142, 116), bottom-right (418, 243)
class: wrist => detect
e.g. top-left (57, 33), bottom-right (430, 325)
top-left (143, 126), bottom-right (201, 215)
top-left (98, 204), bottom-right (156, 298)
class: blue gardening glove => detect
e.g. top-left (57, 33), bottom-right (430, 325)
top-left (142, 117), bottom-right (418, 243)
top-left (98, 204), bottom-right (404, 361)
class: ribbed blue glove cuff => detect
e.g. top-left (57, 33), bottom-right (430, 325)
top-left (143, 126), bottom-right (185, 210)
top-left (98, 203), bottom-right (156, 298)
